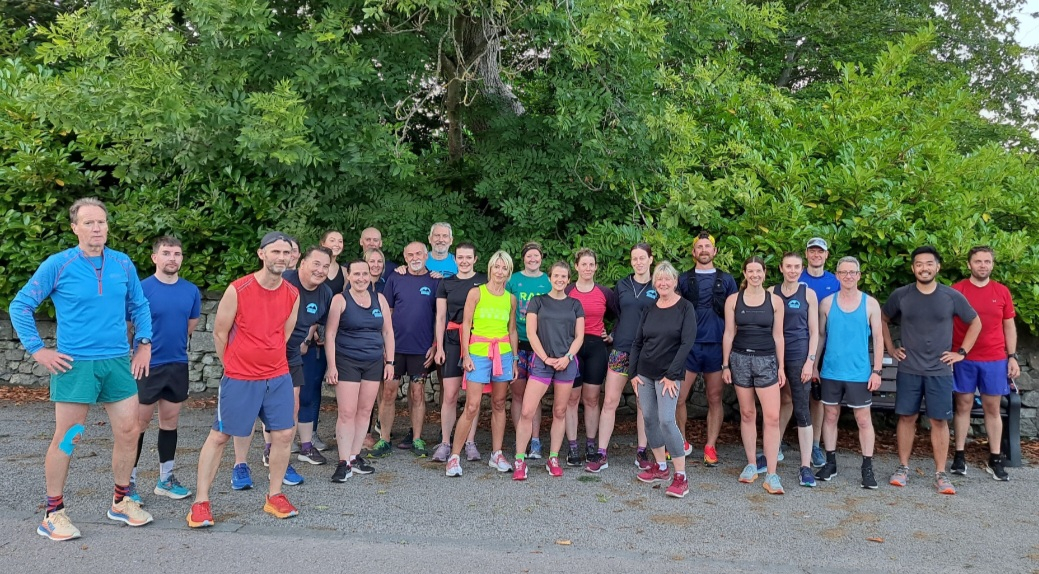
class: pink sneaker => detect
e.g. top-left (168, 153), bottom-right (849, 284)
top-left (545, 456), bottom-right (563, 477)
top-left (666, 473), bottom-right (689, 498)
top-left (513, 459), bottom-right (528, 481)
top-left (637, 465), bottom-right (671, 483)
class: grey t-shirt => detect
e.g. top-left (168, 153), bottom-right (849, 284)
top-left (882, 283), bottom-right (977, 376)
top-left (526, 295), bottom-right (585, 358)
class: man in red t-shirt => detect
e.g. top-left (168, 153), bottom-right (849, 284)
top-left (950, 246), bottom-right (1019, 481)
top-left (187, 232), bottom-right (301, 528)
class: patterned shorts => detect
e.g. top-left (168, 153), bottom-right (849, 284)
top-left (608, 350), bottom-right (630, 376)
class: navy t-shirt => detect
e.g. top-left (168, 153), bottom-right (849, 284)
top-left (678, 269), bottom-right (738, 344)
top-left (383, 271), bottom-right (440, 354)
top-left (284, 270), bottom-right (333, 367)
top-left (141, 276), bottom-right (201, 367)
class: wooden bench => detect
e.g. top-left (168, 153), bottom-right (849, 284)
top-left (850, 355), bottom-right (1022, 467)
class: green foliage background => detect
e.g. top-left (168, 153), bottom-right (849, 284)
top-left (2, 0), bottom-right (1038, 329)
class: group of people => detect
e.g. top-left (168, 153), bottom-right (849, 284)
top-left (10, 198), bottom-right (1020, 540)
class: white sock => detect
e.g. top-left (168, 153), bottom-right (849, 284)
top-left (657, 462), bottom-right (668, 471)
top-left (130, 467), bottom-right (137, 483)
top-left (159, 460), bottom-right (174, 482)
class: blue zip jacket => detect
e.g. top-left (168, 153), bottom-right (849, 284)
top-left (9, 247), bottom-right (152, 360)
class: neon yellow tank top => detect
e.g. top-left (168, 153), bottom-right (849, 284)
top-left (469, 284), bottom-right (512, 357)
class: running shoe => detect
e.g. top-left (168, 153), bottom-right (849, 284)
top-left (412, 438), bottom-right (429, 458)
top-left (950, 451), bottom-right (967, 476)
top-left (738, 463), bottom-right (758, 484)
top-left (127, 481), bottom-right (142, 505)
top-left (331, 461), bottom-right (352, 482)
top-left (282, 464), bottom-right (304, 486)
top-left (263, 493), bottom-right (299, 519)
top-left (231, 463), bottom-right (253, 490)
top-left (489, 451), bottom-right (513, 472)
top-left (108, 498), bottom-right (154, 527)
top-left (986, 454), bottom-right (1010, 481)
top-left (635, 449), bottom-right (652, 470)
top-left (545, 456), bottom-right (564, 477)
top-left (755, 454), bottom-right (768, 474)
top-left (154, 474), bottom-right (191, 499)
top-left (666, 473), bottom-right (689, 498)
top-left (566, 447), bottom-right (583, 467)
top-left (889, 465), bottom-right (910, 487)
top-left (637, 465), bottom-right (670, 484)
top-left (351, 457), bottom-right (375, 475)
top-left (186, 501), bottom-right (214, 529)
top-left (703, 445), bottom-right (719, 467)
top-left (368, 439), bottom-right (392, 458)
top-left (815, 460), bottom-right (837, 482)
top-left (934, 472), bottom-right (956, 495)
top-left (513, 459), bottom-right (528, 481)
top-left (861, 464), bottom-right (878, 489)
top-left (585, 442), bottom-right (596, 463)
top-left (446, 454), bottom-right (463, 477)
top-left (528, 438), bottom-right (543, 459)
top-left (37, 509), bottom-right (81, 541)
top-left (778, 442), bottom-right (787, 462)
top-left (298, 445), bottom-right (328, 466)
top-left (397, 430), bottom-right (414, 450)
top-left (799, 466), bottom-right (817, 488)
top-left (431, 442), bottom-right (452, 462)
top-left (464, 441), bottom-right (481, 462)
top-left (262, 451), bottom-right (270, 467)
top-left (585, 453), bottom-right (609, 473)
top-left (762, 473), bottom-right (785, 495)
top-left (312, 433), bottom-right (328, 451)
top-left (811, 445), bottom-right (826, 468)
top-left (683, 441), bottom-right (693, 457)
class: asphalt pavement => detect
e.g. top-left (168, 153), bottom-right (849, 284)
top-left (1, 399), bottom-right (1036, 574)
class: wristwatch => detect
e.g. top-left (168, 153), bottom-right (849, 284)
top-left (566, 353), bottom-right (574, 361)
top-left (1008, 353), bottom-right (1019, 360)
top-left (957, 348), bottom-right (967, 356)
top-left (137, 338), bottom-right (152, 346)
top-left (808, 354), bottom-right (816, 361)
top-left (872, 369), bottom-right (882, 376)
top-left (721, 365), bottom-right (730, 370)
top-left (385, 360), bottom-right (395, 366)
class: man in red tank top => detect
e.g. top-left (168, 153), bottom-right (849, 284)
top-left (187, 232), bottom-right (302, 528)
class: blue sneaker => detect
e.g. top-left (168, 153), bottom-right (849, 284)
top-left (154, 474), bottom-right (192, 499)
top-left (231, 463), bottom-right (253, 490)
top-left (811, 445), bottom-right (826, 468)
top-left (528, 437), bottom-right (543, 460)
top-left (282, 464), bottom-right (304, 486)
top-left (763, 472), bottom-right (785, 495)
top-left (778, 443), bottom-right (786, 462)
top-left (799, 466), bottom-right (817, 488)
top-left (127, 481), bottom-right (143, 505)
top-left (756, 453), bottom-right (768, 474)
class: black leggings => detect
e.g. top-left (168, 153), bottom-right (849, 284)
top-left (785, 358), bottom-right (811, 427)
top-left (574, 336), bottom-right (608, 388)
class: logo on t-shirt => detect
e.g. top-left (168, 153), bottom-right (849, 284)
top-left (306, 302), bottom-right (318, 314)
top-left (372, 309), bottom-right (383, 318)
top-left (646, 290), bottom-right (658, 299)
top-left (787, 300), bottom-right (801, 310)
top-left (419, 286), bottom-right (432, 296)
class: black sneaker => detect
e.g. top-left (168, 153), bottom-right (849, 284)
top-left (585, 442), bottom-right (596, 463)
top-left (299, 445), bottom-right (328, 466)
top-left (986, 454), bottom-right (1009, 481)
top-left (861, 464), bottom-right (878, 489)
top-left (566, 447), bottom-right (583, 467)
top-left (351, 457), bottom-right (375, 475)
top-left (331, 461), bottom-right (352, 482)
top-left (815, 461), bottom-right (837, 481)
top-left (950, 451), bottom-right (967, 476)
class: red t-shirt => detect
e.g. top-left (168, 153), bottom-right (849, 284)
top-left (565, 283), bottom-right (617, 337)
top-left (223, 274), bottom-right (299, 380)
top-left (951, 279), bottom-right (1015, 362)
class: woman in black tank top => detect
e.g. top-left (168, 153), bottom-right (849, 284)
top-left (722, 256), bottom-right (788, 495)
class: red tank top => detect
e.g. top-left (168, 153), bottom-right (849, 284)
top-left (223, 274), bottom-right (299, 380)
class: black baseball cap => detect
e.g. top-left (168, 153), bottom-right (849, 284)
top-left (260, 231), bottom-right (291, 248)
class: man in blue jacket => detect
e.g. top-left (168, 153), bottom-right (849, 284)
top-left (9, 198), bottom-right (155, 540)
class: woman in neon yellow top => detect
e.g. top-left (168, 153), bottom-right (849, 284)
top-left (445, 251), bottom-right (519, 477)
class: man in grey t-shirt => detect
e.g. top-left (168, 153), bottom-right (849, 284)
top-left (882, 246), bottom-right (981, 495)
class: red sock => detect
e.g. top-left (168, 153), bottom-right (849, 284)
top-left (114, 484), bottom-right (130, 503)
top-left (46, 494), bottom-right (64, 515)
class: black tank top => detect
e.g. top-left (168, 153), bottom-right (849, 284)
top-left (732, 290), bottom-right (775, 353)
top-left (324, 262), bottom-right (345, 294)
top-left (336, 291), bottom-right (384, 362)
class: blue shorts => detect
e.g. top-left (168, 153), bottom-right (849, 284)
top-left (953, 359), bottom-right (1009, 396)
top-left (214, 373), bottom-right (295, 437)
top-left (467, 352), bottom-right (515, 384)
top-left (685, 342), bottom-right (723, 374)
top-left (528, 355), bottom-right (579, 385)
top-left (894, 372), bottom-right (954, 420)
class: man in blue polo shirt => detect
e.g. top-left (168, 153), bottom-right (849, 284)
top-left (10, 197), bottom-right (155, 540)
top-left (130, 235), bottom-right (202, 504)
top-left (426, 222), bottom-right (458, 277)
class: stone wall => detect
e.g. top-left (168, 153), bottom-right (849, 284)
top-left (2, 294), bottom-right (1037, 438)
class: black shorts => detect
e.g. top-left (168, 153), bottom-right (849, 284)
top-left (137, 362), bottom-right (189, 405)
top-left (337, 356), bottom-right (384, 382)
top-left (290, 364), bottom-right (304, 387)
top-left (820, 378), bottom-right (872, 409)
top-left (574, 336), bottom-right (608, 388)
top-left (442, 342), bottom-right (464, 379)
top-left (394, 353), bottom-right (431, 379)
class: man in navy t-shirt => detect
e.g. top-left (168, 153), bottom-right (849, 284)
top-left (372, 242), bottom-right (440, 458)
top-left (132, 236), bottom-right (202, 503)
